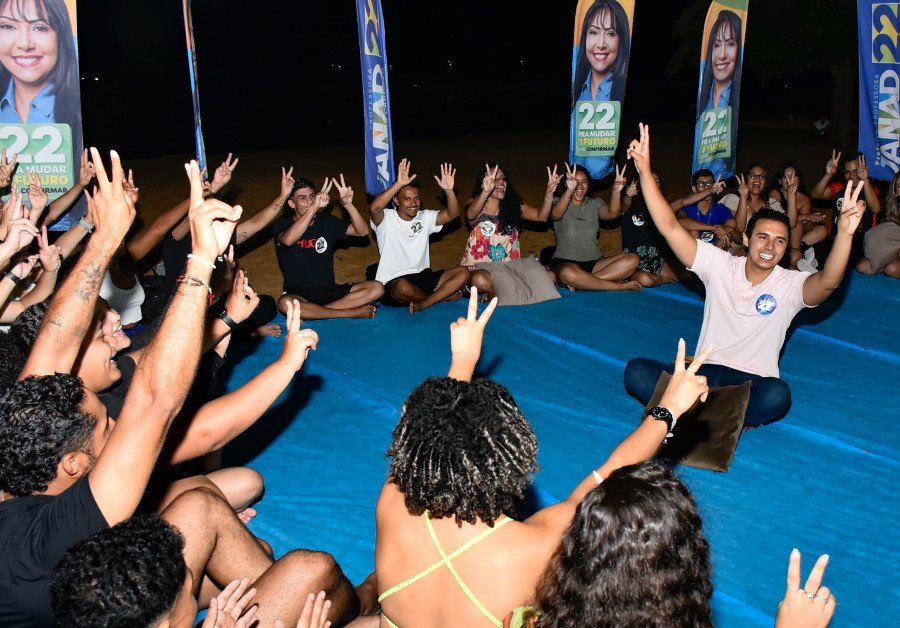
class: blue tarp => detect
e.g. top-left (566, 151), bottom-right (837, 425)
top-left (219, 272), bottom-right (899, 627)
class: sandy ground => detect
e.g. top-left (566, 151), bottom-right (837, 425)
top-left (125, 121), bottom-right (840, 298)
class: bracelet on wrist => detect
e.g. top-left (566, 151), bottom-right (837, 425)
top-left (186, 253), bottom-right (216, 269)
top-left (176, 274), bottom-right (211, 293)
top-left (78, 218), bottom-right (94, 233)
top-left (218, 309), bottom-right (239, 331)
top-left (4, 270), bottom-right (21, 285)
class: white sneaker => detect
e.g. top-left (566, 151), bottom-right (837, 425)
top-left (803, 247), bottom-right (818, 268)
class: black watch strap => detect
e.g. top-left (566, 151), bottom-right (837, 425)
top-left (648, 405), bottom-right (675, 432)
top-left (218, 309), bottom-right (239, 330)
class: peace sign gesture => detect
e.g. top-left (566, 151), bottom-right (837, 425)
top-left (0, 146), bottom-right (18, 188)
top-left (737, 173), bottom-right (749, 200)
top-left (837, 180), bottom-right (866, 234)
top-left (332, 173), bottom-right (354, 205)
top-left (450, 286), bottom-right (498, 370)
top-left (711, 175), bottom-right (725, 195)
top-left (612, 162), bottom-right (627, 193)
top-left (626, 123), bottom-right (651, 175)
top-left (775, 550), bottom-right (835, 627)
top-left (825, 149), bottom-right (841, 176)
top-left (783, 170), bottom-right (799, 197)
top-left (185, 159), bottom-right (242, 263)
top-left (856, 153), bottom-right (869, 182)
top-left (546, 164), bottom-right (563, 192)
top-left (210, 152), bottom-right (239, 193)
top-left (658, 338), bottom-right (714, 418)
top-left (281, 166), bottom-right (295, 198)
top-left (481, 164), bottom-right (500, 194)
top-left (281, 298), bottom-right (320, 371)
top-left (313, 178), bottom-right (334, 210)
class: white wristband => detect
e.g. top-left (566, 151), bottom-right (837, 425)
top-left (186, 253), bottom-right (216, 269)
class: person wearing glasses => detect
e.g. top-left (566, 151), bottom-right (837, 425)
top-left (669, 169), bottom-right (739, 250)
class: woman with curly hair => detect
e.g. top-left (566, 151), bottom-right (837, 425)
top-left (513, 460), bottom-right (712, 627)
top-left (374, 288), bottom-right (713, 627)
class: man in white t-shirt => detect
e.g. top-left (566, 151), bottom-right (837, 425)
top-left (621, 124), bottom-right (867, 427)
top-left (369, 159), bottom-right (471, 313)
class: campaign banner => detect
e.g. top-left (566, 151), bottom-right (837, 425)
top-left (183, 0), bottom-right (207, 177)
top-left (858, 1), bottom-right (900, 180)
top-left (0, 0), bottom-right (84, 229)
top-left (356, 0), bottom-right (394, 194)
top-left (569, 0), bottom-right (635, 181)
top-left (691, 0), bottom-right (749, 180)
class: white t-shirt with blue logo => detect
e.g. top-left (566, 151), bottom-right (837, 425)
top-left (372, 208), bottom-right (442, 283)
top-left (688, 240), bottom-right (813, 378)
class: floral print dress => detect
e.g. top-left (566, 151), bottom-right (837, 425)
top-left (460, 214), bottom-right (521, 266)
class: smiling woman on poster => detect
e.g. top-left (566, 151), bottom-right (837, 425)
top-left (0, 0), bottom-right (83, 229)
top-left (570, 0), bottom-right (632, 181)
top-left (693, 9), bottom-right (743, 180)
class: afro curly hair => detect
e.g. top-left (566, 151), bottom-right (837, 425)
top-left (51, 513), bottom-right (187, 627)
top-left (387, 377), bottom-right (538, 526)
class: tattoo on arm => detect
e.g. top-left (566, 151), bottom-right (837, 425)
top-left (73, 264), bottom-right (102, 301)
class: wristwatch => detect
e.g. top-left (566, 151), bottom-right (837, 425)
top-left (218, 309), bottom-right (239, 331)
top-left (648, 406), bottom-right (677, 442)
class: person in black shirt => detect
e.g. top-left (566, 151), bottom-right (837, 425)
top-left (274, 174), bottom-right (383, 319)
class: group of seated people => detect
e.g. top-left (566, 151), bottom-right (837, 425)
top-left (0, 121), bottom-right (886, 626)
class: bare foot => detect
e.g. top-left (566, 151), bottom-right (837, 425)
top-left (440, 289), bottom-right (465, 303)
top-left (620, 280), bottom-right (643, 291)
top-left (355, 572), bottom-right (379, 616)
top-left (566, 284), bottom-right (576, 292)
top-left (408, 300), bottom-right (424, 314)
top-left (348, 305), bottom-right (377, 319)
top-left (237, 507), bottom-right (257, 524)
top-left (252, 323), bottom-right (282, 338)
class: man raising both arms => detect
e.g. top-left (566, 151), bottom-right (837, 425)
top-left (369, 159), bottom-right (471, 313)
top-left (622, 124), bottom-right (866, 428)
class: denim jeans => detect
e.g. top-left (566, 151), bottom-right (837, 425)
top-left (623, 358), bottom-right (792, 428)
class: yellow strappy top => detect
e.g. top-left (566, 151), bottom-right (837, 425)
top-left (378, 510), bottom-right (513, 627)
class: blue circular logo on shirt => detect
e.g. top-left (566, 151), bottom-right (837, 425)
top-left (755, 294), bottom-right (777, 315)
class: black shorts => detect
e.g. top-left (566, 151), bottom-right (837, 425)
top-left (283, 284), bottom-right (352, 305)
top-left (381, 268), bottom-right (445, 307)
top-left (548, 257), bottom-right (601, 273)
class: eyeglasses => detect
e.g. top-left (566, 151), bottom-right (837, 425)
top-left (695, 180), bottom-right (715, 189)
top-left (748, 172), bottom-right (767, 181)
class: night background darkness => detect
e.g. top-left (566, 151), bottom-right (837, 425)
top-left (75, 1), bottom-right (857, 161)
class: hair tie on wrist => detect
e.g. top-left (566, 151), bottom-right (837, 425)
top-left (187, 253), bottom-right (216, 269)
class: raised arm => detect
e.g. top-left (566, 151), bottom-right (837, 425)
top-left (88, 159), bottom-right (242, 525)
top-left (564, 339), bottom-right (713, 505)
top-left (433, 163), bottom-right (460, 226)
top-left (0, 255), bottom-right (37, 320)
top-left (236, 166), bottom-right (295, 245)
top-left (803, 182), bottom-right (865, 306)
top-left (466, 164), bottom-right (498, 221)
top-left (124, 171), bottom-right (188, 262)
top-left (40, 149), bottom-right (97, 226)
top-left (550, 163), bottom-right (578, 221)
top-left (370, 158), bottom-right (416, 226)
top-left (519, 165), bottom-right (560, 222)
top-left (670, 176), bottom-right (723, 212)
top-left (21, 149), bottom-right (135, 379)
top-left (277, 179), bottom-right (332, 246)
top-left (332, 174), bottom-right (369, 236)
top-left (166, 298), bottom-right (318, 463)
top-left (627, 124), bottom-right (698, 267)
top-left (855, 154), bottom-right (882, 214)
top-left (599, 163), bottom-right (629, 221)
top-left (810, 149), bottom-right (840, 200)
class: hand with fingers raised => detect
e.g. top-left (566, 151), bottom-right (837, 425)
top-left (313, 178), bottom-right (334, 211)
top-left (825, 149), bottom-right (841, 177)
top-left (280, 298), bottom-right (319, 371)
top-left (546, 164), bottom-right (562, 195)
top-left (281, 166), bottom-right (296, 199)
top-left (737, 173), bottom-right (749, 200)
top-left (626, 123), bottom-right (651, 176)
top-left (333, 173), bottom-right (354, 205)
top-left (434, 162), bottom-right (456, 191)
top-left (481, 164), bottom-right (499, 195)
top-left (210, 152), bottom-right (239, 194)
top-left (0, 146), bottom-right (18, 188)
top-left (775, 550), bottom-right (836, 628)
top-left (26, 172), bottom-right (48, 219)
top-left (79, 148), bottom-right (96, 187)
top-left (712, 175), bottom-right (725, 195)
top-left (658, 338), bottom-right (713, 419)
top-left (612, 162), bottom-right (627, 194)
top-left (396, 158), bottom-right (417, 188)
top-left (185, 160), bottom-right (242, 265)
top-left (87, 148), bottom-right (137, 250)
top-left (837, 181), bottom-right (866, 235)
top-left (449, 287), bottom-right (498, 378)
top-left (224, 267), bottom-right (260, 325)
top-left (0, 191), bottom-right (39, 258)
top-left (856, 153), bottom-right (869, 182)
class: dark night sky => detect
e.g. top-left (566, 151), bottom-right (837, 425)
top-left (74, 1), bottom-right (845, 159)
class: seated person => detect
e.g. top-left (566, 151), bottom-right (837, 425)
top-left (623, 124), bottom-right (867, 428)
top-left (857, 171), bottom-right (900, 279)
top-left (610, 165), bottom-right (680, 286)
top-left (543, 163), bottom-right (640, 291)
top-left (275, 174), bottom-right (382, 319)
top-left (369, 158), bottom-right (470, 313)
top-left (768, 162), bottom-right (827, 269)
top-left (670, 168), bottom-right (738, 251)
top-left (464, 164), bottom-right (560, 296)
top-left (809, 148), bottom-right (882, 266)
top-left (0, 154), bottom-right (369, 626)
top-left (375, 287), bottom-right (712, 627)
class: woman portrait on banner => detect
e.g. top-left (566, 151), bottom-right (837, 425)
top-left (692, 9), bottom-right (743, 181)
top-left (0, 0), bottom-right (83, 228)
top-left (569, 0), bottom-right (632, 181)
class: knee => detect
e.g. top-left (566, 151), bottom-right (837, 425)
top-left (622, 252), bottom-right (640, 272)
top-left (884, 261), bottom-right (900, 278)
top-left (281, 549), bottom-right (341, 589)
top-left (556, 263), bottom-right (579, 284)
top-left (223, 467), bottom-right (264, 508)
top-left (469, 269), bottom-right (492, 292)
top-left (856, 258), bottom-right (874, 275)
top-left (365, 281), bottom-right (384, 300)
top-left (388, 280), bottom-right (414, 301)
top-left (163, 486), bottom-right (232, 523)
top-left (278, 294), bottom-right (295, 313)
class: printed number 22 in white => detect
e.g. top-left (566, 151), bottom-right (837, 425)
top-left (578, 102), bottom-right (616, 130)
top-left (0, 125), bottom-right (66, 163)
top-left (701, 110), bottom-right (728, 138)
